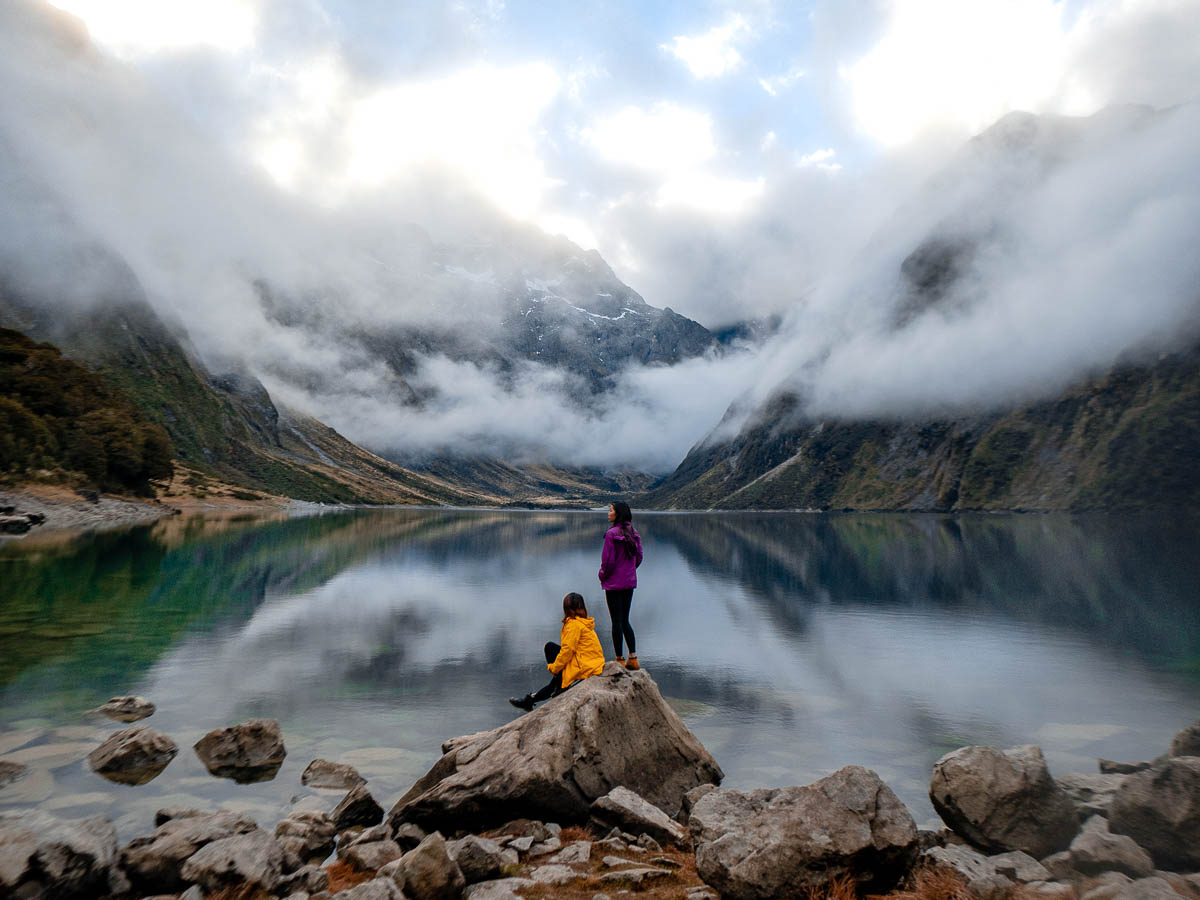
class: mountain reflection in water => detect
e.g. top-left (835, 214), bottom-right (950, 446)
top-left (1, 509), bottom-right (1198, 831)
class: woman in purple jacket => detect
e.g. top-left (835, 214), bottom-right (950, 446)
top-left (599, 500), bottom-right (643, 669)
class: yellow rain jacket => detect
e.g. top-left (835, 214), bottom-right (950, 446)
top-left (548, 616), bottom-right (605, 689)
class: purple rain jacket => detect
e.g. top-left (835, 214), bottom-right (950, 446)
top-left (598, 523), bottom-right (643, 590)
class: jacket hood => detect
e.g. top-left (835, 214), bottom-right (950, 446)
top-left (566, 616), bottom-right (596, 629)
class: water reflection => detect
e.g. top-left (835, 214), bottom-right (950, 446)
top-left (1, 509), bottom-right (1198, 832)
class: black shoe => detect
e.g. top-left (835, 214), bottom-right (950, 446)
top-left (508, 694), bottom-right (535, 711)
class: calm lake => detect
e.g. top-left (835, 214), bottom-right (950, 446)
top-left (2, 508), bottom-right (1199, 837)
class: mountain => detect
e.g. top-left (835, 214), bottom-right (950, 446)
top-left (647, 108), bottom-right (1200, 511)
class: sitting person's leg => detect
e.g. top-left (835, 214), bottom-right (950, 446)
top-left (510, 643), bottom-right (562, 710)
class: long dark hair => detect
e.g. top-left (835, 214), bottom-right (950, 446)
top-left (562, 592), bottom-right (588, 620)
top-left (610, 501), bottom-right (636, 556)
top-left (610, 501), bottom-right (633, 525)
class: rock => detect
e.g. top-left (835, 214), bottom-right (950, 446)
top-left (929, 745), bottom-right (1079, 857)
top-left (1100, 760), bottom-right (1155, 775)
top-left (347, 824), bottom-right (393, 847)
top-left (180, 886), bottom-right (205, 900)
top-left (87, 725), bottom-right (178, 785)
top-left (179, 828), bottom-right (284, 893)
top-left (1057, 772), bottom-right (1128, 820)
top-left (192, 718), bottom-right (286, 783)
top-left (547, 841), bottom-right (591, 864)
top-left (343, 839), bottom-right (404, 871)
top-left (1113, 876), bottom-right (1180, 900)
top-left (302, 758), bottom-right (365, 789)
top-left (499, 848), bottom-right (518, 867)
top-left (388, 666), bottom-right (722, 832)
top-left (638, 833), bottom-right (663, 852)
top-left (394, 822), bottom-right (427, 851)
top-left (690, 766), bottom-right (918, 898)
top-left (1109, 757), bottom-right (1200, 870)
top-left (90, 696), bottom-right (155, 723)
top-left (590, 786), bottom-right (687, 847)
top-left (0, 810), bottom-right (119, 899)
top-left (120, 809), bottom-right (258, 893)
top-left (596, 866), bottom-right (672, 886)
top-left (681, 783), bottom-right (718, 824)
top-left (1169, 721), bottom-right (1200, 757)
top-left (1041, 850), bottom-right (1077, 881)
top-left (447, 834), bottom-right (507, 883)
top-left (387, 832), bottom-right (466, 900)
top-left (507, 835), bottom-right (534, 853)
top-left (0, 760), bottom-right (28, 788)
top-left (529, 864), bottom-right (579, 885)
top-left (528, 836), bottom-right (561, 856)
top-left (280, 863), bottom-right (329, 894)
top-left (275, 811), bottom-right (337, 865)
top-left (1070, 826), bottom-right (1155, 877)
top-left (337, 878), bottom-right (406, 900)
top-left (989, 850), bottom-right (1051, 882)
top-left (652, 855), bottom-right (682, 868)
top-left (332, 784), bottom-right (384, 830)
top-left (923, 845), bottom-right (1012, 900)
top-left (1026, 881), bottom-right (1076, 898)
top-left (463, 877), bottom-right (536, 900)
top-left (1081, 871), bottom-right (1134, 900)
top-left (497, 818), bottom-right (554, 841)
top-left (592, 836), bottom-right (627, 854)
top-left (686, 888), bottom-right (720, 900)
top-left (155, 808), bottom-right (207, 827)
top-left (602, 855), bottom-right (640, 867)
top-left (0, 515), bottom-right (32, 534)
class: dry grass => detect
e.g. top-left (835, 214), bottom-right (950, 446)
top-left (883, 865), bottom-right (975, 900)
top-left (326, 858), bottom-right (378, 893)
top-left (808, 874), bottom-right (862, 900)
top-left (204, 885), bottom-right (273, 900)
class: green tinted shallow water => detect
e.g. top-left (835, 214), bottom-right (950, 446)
top-left (1, 508), bottom-right (1199, 836)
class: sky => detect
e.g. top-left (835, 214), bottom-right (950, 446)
top-left (2, 0), bottom-right (1200, 471)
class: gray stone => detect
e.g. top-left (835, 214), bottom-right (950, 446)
top-left (592, 837), bottom-right (627, 854)
top-left (347, 824), bottom-right (394, 847)
top-left (528, 836), bottom-right (561, 856)
top-left (387, 832), bottom-right (466, 900)
top-left (463, 877), bottom-right (536, 900)
top-left (179, 828), bottom-right (284, 893)
top-left (1070, 828), bottom-right (1155, 877)
top-left (1115, 876), bottom-right (1180, 900)
top-left (602, 855), bottom-right (640, 868)
top-left (595, 866), bottom-right (672, 886)
top-left (507, 836), bottom-right (534, 853)
top-left (332, 784), bottom-right (384, 830)
top-left (1057, 772), bottom-right (1128, 820)
top-left (930, 745), bottom-right (1079, 858)
top-left (498, 848), bottom-right (518, 867)
top-left (1100, 760), bottom-right (1155, 775)
top-left (547, 841), bottom-right (591, 864)
top-left (193, 718), bottom-right (286, 783)
top-left (120, 809), bottom-right (258, 893)
top-left (1081, 871), bottom-right (1134, 900)
top-left (275, 810), bottom-right (337, 865)
top-left (343, 839), bottom-right (404, 871)
top-left (87, 725), bottom-right (178, 786)
top-left (394, 822), bottom-right (427, 851)
top-left (337, 878), bottom-right (406, 900)
top-left (447, 834), bottom-right (507, 883)
top-left (280, 863), bottom-right (330, 894)
top-left (590, 786), bottom-right (687, 847)
top-left (637, 833), bottom-right (663, 852)
top-left (1041, 850), bottom-right (1077, 881)
top-left (388, 665), bottom-right (722, 832)
top-left (923, 845), bottom-right (1012, 900)
top-left (989, 850), bottom-right (1051, 882)
top-left (179, 886), bottom-right (204, 900)
top-left (0, 810), bottom-right (119, 899)
top-left (302, 758), bottom-right (366, 789)
top-left (681, 783), bottom-right (718, 825)
top-left (90, 696), bottom-right (155, 723)
top-left (1169, 722), bottom-right (1200, 758)
top-left (651, 855), bottom-right (682, 868)
top-left (155, 808), bottom-right (207, 827)
top-left (1109, 756), bottom-right (1200, 870)
top-left (686, 889), bottom-right (720, 900)
top-left (1026, 881), bottom-right (1076, 898)
top-left (529, 864), bottom-right (579, 885)
top-left (690, 766), bottom-right (918, 899)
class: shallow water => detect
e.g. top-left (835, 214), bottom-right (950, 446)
top-left (1, 508), bottom-right (1199, 837)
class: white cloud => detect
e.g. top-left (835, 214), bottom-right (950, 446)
top-left (797, 148), bottom-right (840, 171)
top-left (758, 66), bottom-right (806, 96)
top-left (660, 14), bottom-right (750, 79)
top-left (48, 0), bottom-right (258, 56)
top-left (582, 102), bottom-right (716, 172)
top-left (656, 172), bottom-right (765, 216)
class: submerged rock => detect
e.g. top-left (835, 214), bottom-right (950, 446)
top-left (388, 665), bottom-right (722, 832)
top-left (193, 718), bottom-right (286, 783)
top-left (0, 760), bottom-right (28, 788)
top-left (90, 696), bottom-right (156, 723)
top-left (0, 810), bottom-right (119, 899)
top-left (930, 745), bottom-right (1079, 857)
top-left (301, 758), bottom-right (365, 789)
top-left (690, 766), bottom-right (918, 899)
top-left (87, 725), bottom-right (177, 785)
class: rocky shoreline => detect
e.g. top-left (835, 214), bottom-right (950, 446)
top-left (3, 666), bottom-right (1199, 900)
top-left (0, 486), bottom-right (175, 537)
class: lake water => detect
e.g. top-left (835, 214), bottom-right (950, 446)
top-left (2, 508), bottom-right (1199, 838)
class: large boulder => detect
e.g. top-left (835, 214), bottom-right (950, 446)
top-left (589, 786), bottom-right (687, 847)
top-left (274, 810), bottom-right (337, 867)
top-left (1109, 756), bottom-right (1200, 870)
top-left (930, 745), bottom-right (1079, 857)
top-left (87, 725), bottom-right (178, 785)
top-left (689, 766), bottom-right (918, 899)
top-left (0, 810), bottom-right (119, 899)
top-left (1169, 721), bottom-right (1200, 757)
top-left (388, 665), bottom-right (722, 832)
top-left (332, 784), bottom-right (384, 830)
top-left (1069, 822), bottom-right (1154, 877)
top-left (119, 809), bottom-right (258, 893)
top-left (1056, 772), bottom-right (1127, 820)
top-left (178, 828), bottom-right (284, 893)
top-left (193, 718), bottom-right (286, 783)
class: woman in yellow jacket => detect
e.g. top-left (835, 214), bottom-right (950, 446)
top-left (509, 592), bottom-right (605, 711)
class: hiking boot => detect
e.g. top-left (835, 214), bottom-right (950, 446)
top-left (626, 655), bottom-right (640, 670)
top-left (614, 656), bottom-right (626, 668)
top-left (508, 694), bottom-right (535, 711)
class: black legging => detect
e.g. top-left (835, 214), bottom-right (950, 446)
top-left (529, 642), bottom-right (565, 703)
top-left (605, 589), bottom-right (636, 657)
